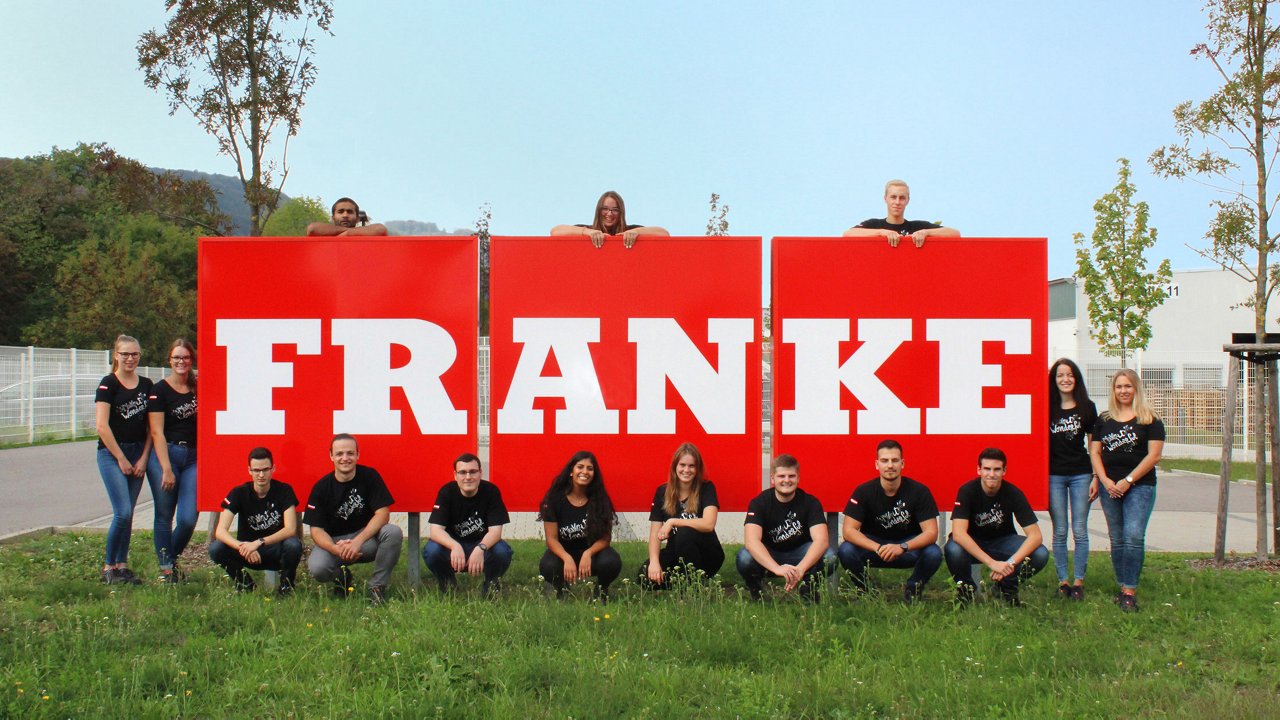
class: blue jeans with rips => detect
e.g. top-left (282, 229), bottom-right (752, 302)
top-left (96, 442), bottom-right (148, 566)
top-left (146, 443), bottom-right (198, 571)
top-left (1097, 483), bottom-right (1157, 590)
top-left (1048, 472), bottom-right (1093, 583)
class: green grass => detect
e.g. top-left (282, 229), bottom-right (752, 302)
top-left (1160, 457), bottom-right (1272, 482)
top-left (2, 534), bottom-right (1278, 719)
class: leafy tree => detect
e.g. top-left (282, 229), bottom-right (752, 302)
top-left (1074, 158), bottom-right (1173, 368)
top-left (25, 217), bottom-right (194, 353)
top-left (262, 195), bottom-right (328, 236)
top-left (1149, 0), bottom-right (1280, 558)
top-left (138, 0), bottom-right (334, 235)
top-left (706, 193), bottom-right (730, 236)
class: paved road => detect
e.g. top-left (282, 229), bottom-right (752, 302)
top-left (0, 440), bottom-right (1271, 553)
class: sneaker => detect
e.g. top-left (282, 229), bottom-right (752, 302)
top-left (101, 568), bottom-right (119, 584)
top-left (798, 581), bottom-right (821, 604)
top-left (437, 577), bottom-right (458, 595)
top-left (1057, 583), bottom-right (1072, 599)
top-left (997, 584), bottom-right (1022, 607)
top-left (904, 583), bottom-right (922, 605)
top-left (233, 571), bottom-right (256, 593)
top-left (1118, 592), bottom-right (1139, 613)
top-left (276, 583), bottom-right (294, 599)
top-left (368, 585), bottom-right (387, 607)
top-left (1069, 585), bottom-right (1085, 601)
top-left (332, 566), bottom-right (354, 599)
top-left (592, 585), bottom-right (611, 604)
top-left (746, 585), bottom-right (763, 602)
top-left (117, 568), bottom-right (142, 586)
top-left (159, 569), bottom-right (184, 585)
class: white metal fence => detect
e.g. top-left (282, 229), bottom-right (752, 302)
top-left (3, 342), bottom-right (1250, 451)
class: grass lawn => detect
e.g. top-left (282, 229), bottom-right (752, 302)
top-left (1160, 457), bottom-right (1271, 482)
top-left (1, 533), bottom-right (1277, 719)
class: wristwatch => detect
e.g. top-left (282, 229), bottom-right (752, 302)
top-left (899, 542), bottom-right (909, 552)
top-left (1123, 475), bottom-right (1134, 485)
top-left (478, 543), bottom-right (488, 552)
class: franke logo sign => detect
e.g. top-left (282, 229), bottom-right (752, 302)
top-left (198, 236), bottom-right (1045, 513)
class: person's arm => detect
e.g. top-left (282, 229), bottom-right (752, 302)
top-left (1005, 523), bottom-right (1043, 571)
top-left (661, 506), bottom-right (719, 536)
top-left (620, 226), bottom-right (669, 249)
top-left (95, 401), bottom-right (136, 477)
top-left (1114, 440), bottom-right (1165, 498)
top-left (577, 528), bottom-right (612, 577)
top-left (950, 517), bottom-right (1004, 573)
top-left (796, 522), bottom-right (830, 576)
top-left (843, 226), bottom-right (898, 240)
top-left (907, 517), bottom-right (939, 549)
top-left (309, 525), bottom-right (342, 556)
top-left (148, 411), bottom-right (175, 491)
top-left (543, 521), bottom-right (578, 583)
top-left (841, 515), bottom-right (882, 552)
top-left (647, 520), bottom-right (665, 584)
top-left (306, 222), bottom-right (346, 236)
top-left (467, 524), bottom-right (505, 575)
top-left (262, 506), bottom-right (298, 547)
top-left (340, 223), bottom-right (387, 236)
top-left (1090, 439), bottom-right (1119, 496)
top-left (742, 523), bottom-right (785, 577)
top-left (348, 506), bottom-right (391, 553)
top-left (213, 508), bottom-right (238, 547)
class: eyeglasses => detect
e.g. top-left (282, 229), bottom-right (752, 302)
top-left (170, 355), bottom-right (192, 363)
top-left (249, 466), bottom-right (274, 475)
top-left (117, 352), bottom-right (140, 359)
top-left (600, 207), bottom-right (620, 215)
top-left (455, 469), bottom-right (481, 476)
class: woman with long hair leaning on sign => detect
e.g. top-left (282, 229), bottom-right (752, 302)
top-left (550, 190), bottom-right (669, 249)
top-left (641, 442), bottom-right (725, 589)
top-left (147, 338), bottom-right (199, 583)
top-left (94, 334), bottom-right (154, 585)
top-left (538, 450), bottom-right (622, 601)
top-left (1048, 358), bottom-right (1098, 600)
top-left (1090, 368), bottom-right (1164, 612)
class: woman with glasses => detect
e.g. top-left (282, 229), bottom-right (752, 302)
top-left (551, 190), bottom-right (669, 248)
top-left (641, 442), bottom-right (724, 589)
top-left (94, 334), bottom-right (153, 585)
top-left (147, 338), bottom-right (199, 583)
top-left (537, 450), bottom-right (621, 601)
top-left (1090, 369), bottom-right (1164, 612)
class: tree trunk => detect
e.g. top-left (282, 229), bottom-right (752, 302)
top-left (1216, 355), bottom-right (1240, 564)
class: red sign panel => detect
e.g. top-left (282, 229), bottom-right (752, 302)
top-left (197, 236), bottom-right (478, 511)
top-left (489, 236), bottom-right (763, 512)
top-left (771, 237), bottom-right (1048, 510)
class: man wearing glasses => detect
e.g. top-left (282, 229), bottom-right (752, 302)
top-left (208, 446), bottom-right (303, 595)
top-left (422, 453), bottom-right (513, 597)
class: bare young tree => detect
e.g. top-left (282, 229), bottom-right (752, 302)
top-left (706, 193), bottom-right (730, 236)
top-left (138, 0), bottom-right (334, 235)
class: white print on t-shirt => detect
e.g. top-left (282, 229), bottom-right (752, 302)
top-left (874, 500), bottom-right (912, 531)
top-left (246, 506), bottom-right (282, 533)
top-left (453, 514), bottom-right (484, 538)
top-left (560, 519), bottom-right (588, 541)
top-left (118, 394), bottom-right (148, 421)
top-left (171, 397), bottom-right (198, 420)
top-left (768, 511), bottom-right (804, 545)
top-left (1100, 425), bottom-right (1138, 453)
top-left (972, 503), bottom-right (1004, 529)
top-left (335, 491), bottom-right (366, 520)
top-left (1050, 413), bottom-right (1082, 439)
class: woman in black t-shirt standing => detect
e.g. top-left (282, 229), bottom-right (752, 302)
top-left (537, 450), bottom-right (622, 600)
top-left (146, 338), bottom-right (199, 583)
top-left (642, 442), bottom-right (725, 588)
top-left (94, 334), bottom-right (153, 585)
top-left (550, 190), bottom-right (670, 249)
top-left (1090, 368), bottom-right (1164, 612)
top-left (1048, 358), bottom-right (1098, 600)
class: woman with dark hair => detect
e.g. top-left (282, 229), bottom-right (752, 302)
top-left (1048, 358), bottom-right (1097, 600)
top-left (551, 190), bottom-right (670, 248)
top-left (641, 442), bottom-right (724, 588)
top-left (94, 334), bottom-right (153, 585)
top-left (1090, 368), bottom-right (1164, 612)
top-left (147, 338), bottom-right (199, 583)
top-left (538, 450), bottom-right (622, 600)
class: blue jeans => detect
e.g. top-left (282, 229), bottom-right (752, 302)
top-left (1048, 472), bottom-right (1093, 583)
top-left (96, 443), bottom-right (148, 566)
top-left (209, 537), bottom-right (303, 588)
top-left (735, 542), bottom-right (835, 591)
top-left (943, 534), bottom-right (1049, 591)
top-left (837, 536), bottom-right (942, 591)
top-left (422, 539), bottom-right (514, 586)
top-left (1097, 483), bottom-right (1157, 590)
top-left (147, 443), bottom-right (198, 570)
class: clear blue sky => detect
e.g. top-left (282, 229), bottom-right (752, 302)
top-left (1, 1), bottom-right (1230, 294)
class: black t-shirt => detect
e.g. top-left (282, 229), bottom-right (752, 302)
top-left (649, 481), bottom-right (721, 545)
top-left (844, 477), bottom-right (939, 542)
top-left (540, 493), bottom-right (596, 557)
top-left (303, 465), bottom-right (395, 537)
top-left (428, 481), bottom-right (510, 543)
top-left (1049, 400), bottom-right (1098, 475)
top-left (744, 487), bottom-right (825, 552)
top-left (855, 218), bottom-right (942, 235)
top-left (574, 223), bottom-right (642, 232)
top-left (1093, 415), bottom-right (1166, 486)
top-left (951, 478), bottom-right (1038, 541)
top-left (147, 378), bottom-right (197, 445)
top-left (95, 373), bottom-right (153, 448)
top-left (222, 480), bottom-right (299, 542)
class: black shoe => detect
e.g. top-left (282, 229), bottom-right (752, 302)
top-left (1057, 583), bottom-right (1072, 599)
top-left (101, 568), bottom-right (119, 584)
top-left (904, 584), bottom-right (922, 604)
top-left (368, 585), bottom-right (387, 607)
top-left (160, 569), bottom-right (184, 585)
top-left (1118, 592), bottom-right (1139, 612)
top-left (799, 582), bottom-right (821, 604)
top-left (117, 568), bottom-right (142, 585)
top-left (234, 571), bottom-right (256, 593)
top-left (332, 566), bottom-right (354, 598)
top-left (1069, 585), bottom-right (1085, 601)
top-left (997, 585), bottom-right (1022, 607)
top-left (747, 585), bottom-right (763, 601)
top-left (437, 577), bottom-right (457, 595)
top-left (276, 583), bottom-right (294, 599)
top-left (481, 579), bottom-right (502, 599)
top-left (592, 585), bottom-right (610, 604)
